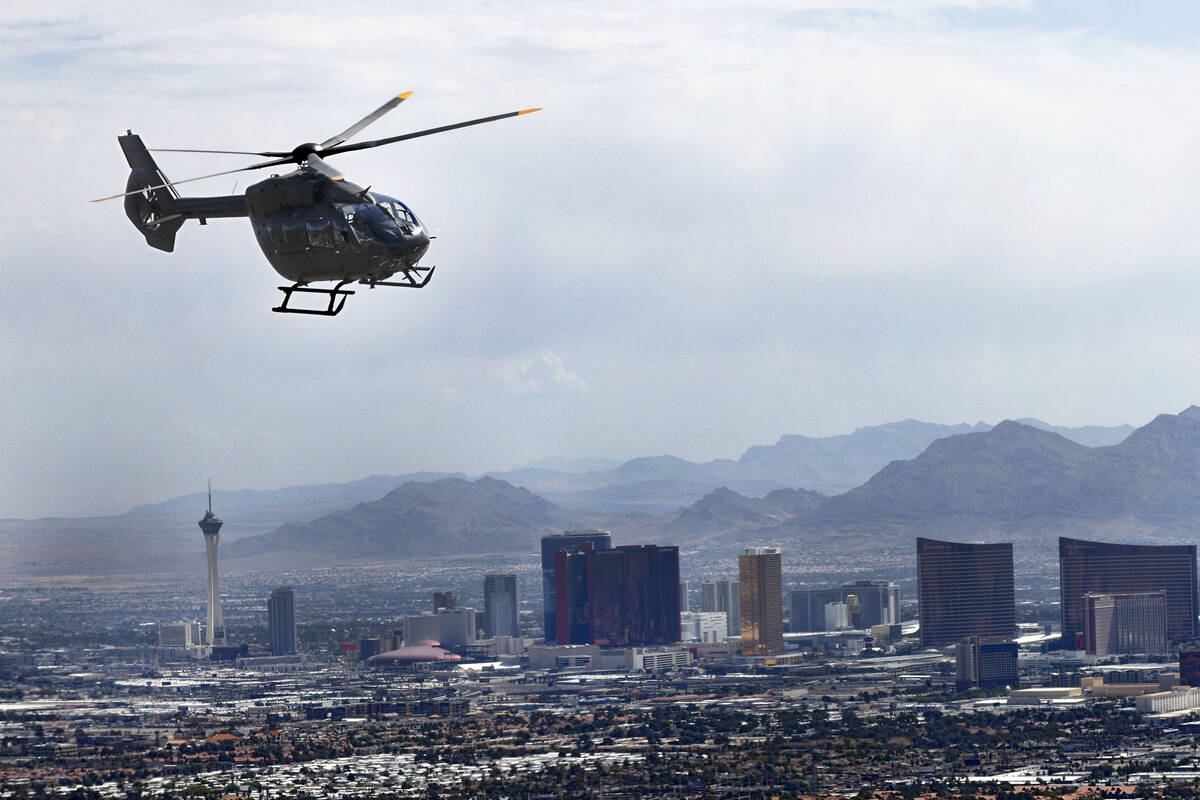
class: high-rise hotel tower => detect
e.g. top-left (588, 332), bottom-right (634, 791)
top-left (484, 574), bottom-right (520, 638)
top-left (586, 545), bottom-right (681, 647)
top-left (268, 586), bottom-right (297, 656)
top-left (541, 530), bottom-right (612, 643)
top-left (916, 537), bottom-right (1015, 648)
top-left (199, 484), bottom-right (225, 646)
top-left (739, 547), bottom-right (784, 655)
top-left (1059, 537), bottom-right (1198, 646)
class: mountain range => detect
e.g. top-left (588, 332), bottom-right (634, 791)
top-left (812, 408), bottom-right (1200, 524)
top-left (229, 477), bottom-right (579, 563)
top-left (122, 417), bottom-right (1134, 520)
top-left (217, 407), bottom-right (1200, 567)
top-left (0, 412), bottom-right (1160, 577)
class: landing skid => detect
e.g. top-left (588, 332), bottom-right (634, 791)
top-left (273, 280), bottom-right (356, 316)
top-left (359, 265), bottom-right (436, 289)
top-left (273, 267), bottom-right (436, 316)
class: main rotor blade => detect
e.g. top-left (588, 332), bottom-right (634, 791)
top-left (321, 107), bottom-right (542, 157)
top-left (304, 154), bottom-right (347, 181)
top-left (150, 147), bottom-right (288, 157)
top-left (319, 91), bottom-right (413, 150)
top-left (305, 154), bottom-right (370, 197)
top-left (89, 157), bottom-right (291, 202)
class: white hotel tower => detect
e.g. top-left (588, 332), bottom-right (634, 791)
top-left (199, 484), bottom-right (226, 646)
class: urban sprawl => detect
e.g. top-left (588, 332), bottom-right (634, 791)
top-left (5, 509), bottom-right (1200, 798)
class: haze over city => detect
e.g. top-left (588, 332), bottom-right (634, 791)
top-left (15, 6), bottom-right (1200, 799)
top-left (5, 1), bottom-right (1200, 519)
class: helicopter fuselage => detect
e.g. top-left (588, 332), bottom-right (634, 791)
top-left (246, 170), bottom-right (430, 284)
top-left (106, 87), bottom-right (541, 315)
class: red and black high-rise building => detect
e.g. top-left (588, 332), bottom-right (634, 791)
top-left (541, 530), bottom-right (612, 643)
top-left (554, 542), bottom-right (596, 645)
top-left (587, 545), bottom-right (681, 647)
top-left (552, 544), bottom-right (681, 647)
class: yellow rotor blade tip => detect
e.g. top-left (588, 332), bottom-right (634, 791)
top-left (397, 91), bottom-right (414, 99)
top-left (518, 107), bottom-right (542, 115)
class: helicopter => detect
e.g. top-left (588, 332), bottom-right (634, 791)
top-left (93, 93), bottom-right (540, 316)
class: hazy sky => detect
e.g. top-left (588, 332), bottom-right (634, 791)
top-left (5, 1), bottom-right (1200, 518)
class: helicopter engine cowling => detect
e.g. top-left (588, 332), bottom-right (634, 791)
top-left (245, 175), bottom-right (319, 218)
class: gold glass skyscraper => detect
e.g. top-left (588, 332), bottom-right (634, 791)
top-left (739, 547), bottom-right (783, 656)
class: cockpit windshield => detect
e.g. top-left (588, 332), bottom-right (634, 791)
top-left (376, 197), bottom-right (420, 228)
top-left (348, 194), bottom-right (426, 242)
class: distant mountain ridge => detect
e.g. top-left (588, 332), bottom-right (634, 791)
top-left (227, 477), bottom-right (581, 563)
top-left (0, 413), bottom-right (1149, 577)
top-left (123, 418), bottom-right (1136, 520)
top-left (128, 472), bottom-right (464, 516)
top-left (228, 407), bottom-right (1196, 567)
top-left (523, 456), bottom-right (624, 473)
top-left (489, 417), bottom-right (1134, 513)
top-left (763, 407), bottom-right (1200, 550)
top-left (663, 486), bottom-right (826, 536)
top-left (1013, 419), bottom-right (1135, 449)
top-left (734, 420), bottom-right (991, 492)
top-left (810, 420), bottom-right (1095, 523)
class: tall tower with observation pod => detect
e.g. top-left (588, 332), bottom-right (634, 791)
top-left (199, 482), bottom-right (226, 646)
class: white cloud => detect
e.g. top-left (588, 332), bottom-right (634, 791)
top-left (491, 352), bottom-right (587, 397)
top-left (4, 1), bottom-right (1200, 515)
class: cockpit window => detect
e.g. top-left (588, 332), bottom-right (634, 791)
top-left (353, 195), bottom-right (425, 239)
top-left (384, 202), bottom-right (416, 225)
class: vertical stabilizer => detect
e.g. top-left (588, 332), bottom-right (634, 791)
top-left (118, 131), bottom-right (185, 252)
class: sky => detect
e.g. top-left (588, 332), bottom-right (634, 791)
top-left (5, 1), bottom-right (1200, 518)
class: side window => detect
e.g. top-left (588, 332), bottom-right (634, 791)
top-left (306, 220), bottom-right (336, 248)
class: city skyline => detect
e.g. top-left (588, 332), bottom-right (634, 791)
top-left (8, 514), bottom-right (1200, 797)
top-left (10, 2), bottom-right (1200, 794)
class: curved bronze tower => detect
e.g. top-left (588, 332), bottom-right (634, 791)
top-left (1059, 536), bottom-right (1198, 647)
top-left (916, 537), bottom-right (1015, 648)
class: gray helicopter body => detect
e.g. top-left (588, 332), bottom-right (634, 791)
top-left (104, 93), bottom-right (537, 315)
top-left (246, 174), bottom-right (430, 284)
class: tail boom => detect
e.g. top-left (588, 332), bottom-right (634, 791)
top-left (117, 132), bottom-right (247, 252)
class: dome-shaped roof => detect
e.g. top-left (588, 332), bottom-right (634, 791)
top-left (367, 639), bottom-right (461, 666)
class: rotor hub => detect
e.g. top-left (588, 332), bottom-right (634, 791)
top-left (290, 142), bottom-right (324, 162)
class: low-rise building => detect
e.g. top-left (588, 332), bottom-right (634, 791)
top-left (1137, 686), bottom-right (1200, 714)
top-left (681, 611), bottom-right (727, 643)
